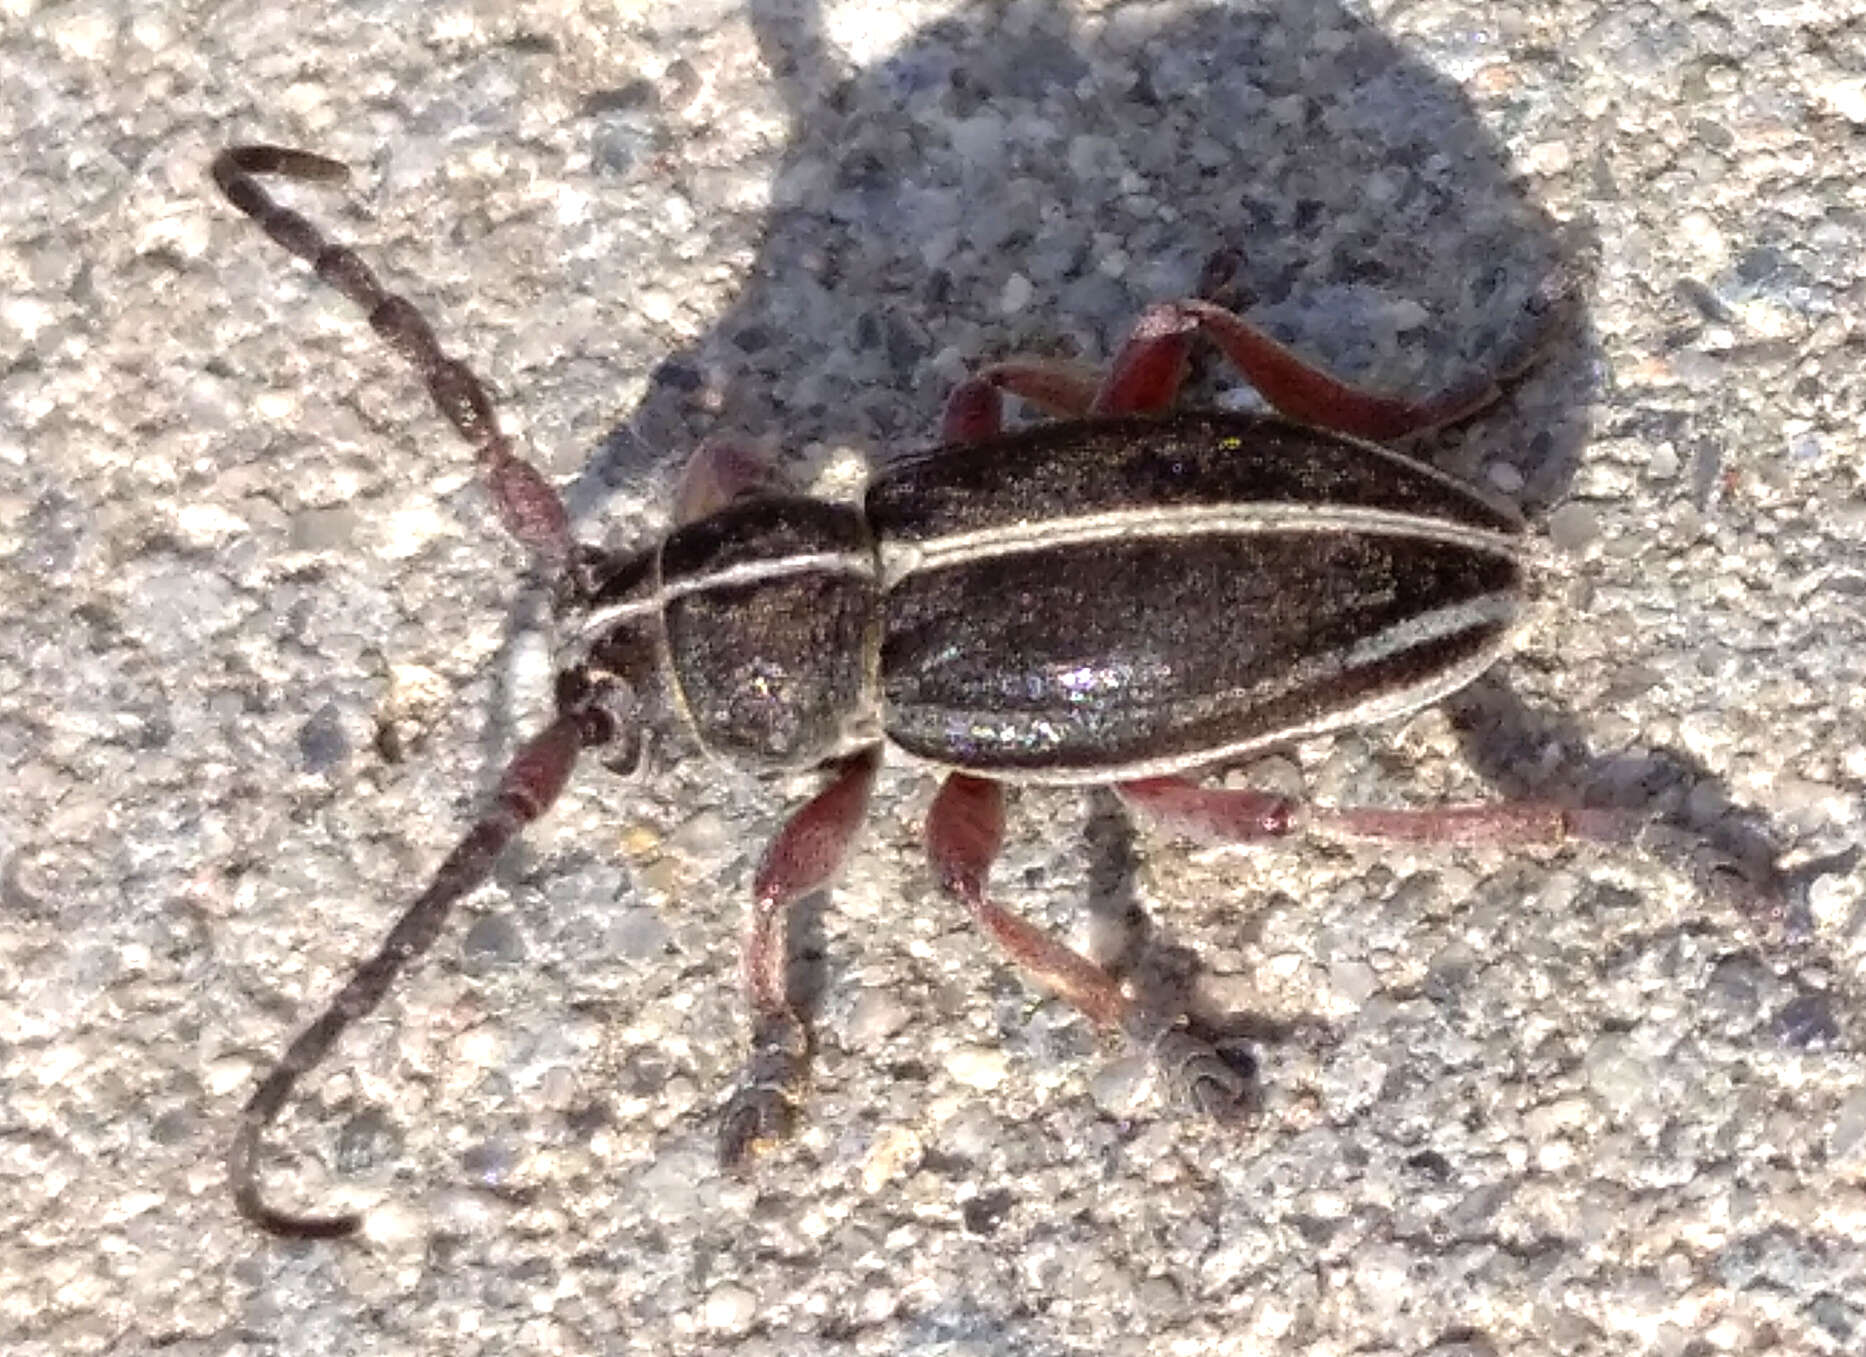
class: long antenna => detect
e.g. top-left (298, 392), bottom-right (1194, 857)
top-left (213, 145), bottom-right (616, 1236)
top-left (211, 146), bottom-right (572, 566)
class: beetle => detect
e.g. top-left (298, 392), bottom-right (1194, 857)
top-left (214, 144), bottom-right (1613, 1238)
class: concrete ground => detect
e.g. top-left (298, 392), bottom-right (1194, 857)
top-left (3, 0), bottom-right (1864, 1353)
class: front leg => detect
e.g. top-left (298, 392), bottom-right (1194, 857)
top-left (718, 748), bottom-right (880, 1164)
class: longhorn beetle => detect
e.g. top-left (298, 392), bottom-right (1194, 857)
top-left (215, 145), bottom-right (1617, 1238)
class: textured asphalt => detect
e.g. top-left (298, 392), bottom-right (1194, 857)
top-left (2, 1), bottom-right (1864, 1353)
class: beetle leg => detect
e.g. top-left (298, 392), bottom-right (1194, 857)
top-left (1115, 779), bottom-right (1297, 842)
top-left (718, 747), bottom-right (881, 1165)
top-left (929, 774), bottom-right (1257, 1119)
top-left (945, 360), bottom-right (1106, 437)
top-left (940, 376), bottom-right (1007, 443)
top-left (950, 331), bottom-right (1184, 427)
top-left (975, 359), bottom-right (1103, 418)
top-left (928, 773), bottom-right (1131, 1026)
top-left (1170, 297), bottom-right (1536, 442)
top-left (673, 437), bottom-right (779, 524)
top-left (1091, 303), bottom-right (1200, 414)
top-left (949, 305), bottom-right (1198, 424)
top-left (1118, 776), bottom-right (1631, 849)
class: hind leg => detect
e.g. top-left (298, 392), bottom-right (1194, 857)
top-left (961, 268), bottom-right (1570, 440)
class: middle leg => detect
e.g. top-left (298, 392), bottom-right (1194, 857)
top-left (927, 774), bottom-right (1255, 1119)
top-left (952, 305), bottom-right (1198, 425)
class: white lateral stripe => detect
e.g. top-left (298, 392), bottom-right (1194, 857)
top-left (946, 622), bottom-right (1518, 786)
top-left (573, 549), bottom-right (875, 643)
top-left (879, 502), bottom-right (1520, 586)
top-left (1342, 591), bottom-right (1520, 670)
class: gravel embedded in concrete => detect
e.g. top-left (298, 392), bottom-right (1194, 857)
top-left (2, 1), bottom-right (1864, 1354)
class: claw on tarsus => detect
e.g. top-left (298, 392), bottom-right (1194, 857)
top-left (1144, 1027), bottom-right (1261, 1125)
top-left (717, 1015), bottom-right (810, 1166)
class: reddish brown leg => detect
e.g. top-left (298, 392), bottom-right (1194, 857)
top-left (673, 437), bottom-right (778, 524)
top-left (941, 376), bottom-right (1008, 443)
top-left (1092, 303), bottom-right (1199, 414)
top-left (973, 359), bottom-right (1102, 419)
top-left (1118, 777), bottom-right (1632, 850)
top-left (1171, 297), bottom-right (1533, 442)
top-left (230, 696), bottom-right (616, 1238)
top-left (718, 747), bottom-right (881, 1164)
top-left (1115, 779), bottom-right (1297, 844)
top-left (928, 774), bottom-right (1130, 1027)
top-left (976, 302), bottom-right (1214, 418)
top-left (212, 146), bottom-right (571, 564)
top-left (927, 775), bottom-right (1254, 1118)
top-left (950, 314), bottom-right (1190, 429)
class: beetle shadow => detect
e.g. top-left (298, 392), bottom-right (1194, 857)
top-left (567, 0), bottom-right (1594, 507)
top-left (1444, 676), bottom-right (1844, 958)
top-left (1081, 788), bottom-right (1326, 1102)
top-left (500, 0), bottom-right (1826, 1121)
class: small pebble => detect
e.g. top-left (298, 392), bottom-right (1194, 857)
top-left (461, 913), bottom-right (526, 969)
top-left (671, 809), bottom-right (726, 858)
top-left (861, 1126), bottom-right (923, 1192)
top-left (620, 824), bottom-right (661, 857)
top-left (1484, 460), bottom-right (1525, 494)
top-left (1329, 960), bottom-right (1378, 1004)
top-left (1583, 1032), bottom-right (1651, 1106)
top-left (1088, 1054), bottom-right (1152, 1116)
top-left (702, 1283), bottom-right (759, 1335)
top-left (846, 989), bottom-right (913, 1047)
top-left (1546, 501), bottom-right (1600, 553)
top-left (608, 906), bottom-right (672, 961)
top-left (945, 1044), bottom-right (1009, 1090)
top-left (1774, 992), bottom-right (1839, 1049)
top-left (360, 1200), bottom-right (425, 1248)
top-left (291, 505), bottom-right (358, 550)
top-left (1814, 74), bottom-right (1866, 123)
top-left (1830, 1089), bottom-right (1866, 1163)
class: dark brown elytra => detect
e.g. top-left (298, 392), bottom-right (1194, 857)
top-left (213, 144), bottom-right (1616, 1239)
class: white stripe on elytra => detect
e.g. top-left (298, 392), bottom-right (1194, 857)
top-left (1341, 591), bottom-right (1522, 670)
top-left (878, 500), bottom-right (1520, 587)
top-left (930, 610), bottom-right (1521, 786)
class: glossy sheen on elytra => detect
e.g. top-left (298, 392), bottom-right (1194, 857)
top-left (866, 411), bottom-right (1524, 781)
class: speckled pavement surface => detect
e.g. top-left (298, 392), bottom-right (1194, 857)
top-left (4, 1), bottom-right (1866, 1353)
